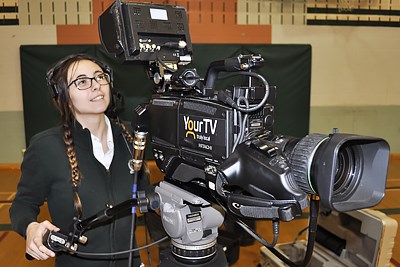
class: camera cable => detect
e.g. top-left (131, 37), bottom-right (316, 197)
top-left (292, 225), bottom-right (309, 245)
top-left (216, 194), bottom-right (319, 267)
top-left (232, 96), bottom-right (249, 152)
top-left (56, 235), bottom-right (169, 259)
top-left (217, 71), bottom-right (269, 113)
top-left (215, 197), bottom-right (280, 248)
top-left (268, 195), bottom-right (320, 267)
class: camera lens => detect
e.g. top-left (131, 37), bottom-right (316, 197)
top-left (289, 134), bottom-right (328, 195)
top-left (290, 134), bottom-right (367, 208)
top-left (332, 144), bottom-right (362, 201)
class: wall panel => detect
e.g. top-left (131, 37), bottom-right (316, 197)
top-left (0, 25), bottom-right (56, 163)
top-left (272, 25), bottom-right (400, 106)
top-left (0, 25), bottom-right (56, 111)
top-left (18, 0), bottom-right (93, 25)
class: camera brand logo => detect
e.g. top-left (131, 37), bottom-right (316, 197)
top-left (183, 116), bottom-right (217, 140)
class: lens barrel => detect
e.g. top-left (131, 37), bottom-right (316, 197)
top-left (290, 133), bottom-right (389, 211)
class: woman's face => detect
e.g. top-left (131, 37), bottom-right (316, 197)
top-left (67, 59), bottom-right (111, 119)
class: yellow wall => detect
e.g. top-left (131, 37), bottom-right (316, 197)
top-left (272, 25), bottom-right (400, 107)
top-left (0, 26), bottom-right (57, 111)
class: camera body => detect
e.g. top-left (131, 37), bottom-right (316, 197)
top-left (145, 87), bottom-right (274, 183)
top-left (100, 1), bottom-right (390, 222)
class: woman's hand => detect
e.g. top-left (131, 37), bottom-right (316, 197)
top-left (25, 220), bottom-right (60, 260)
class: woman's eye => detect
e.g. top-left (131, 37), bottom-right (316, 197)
top-left (77, 79), bottom-right (89, 87)
top-left (97, 74), bottom-right (106, 81)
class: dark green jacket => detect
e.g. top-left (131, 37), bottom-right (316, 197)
top-left (10, 121), bottom-right (144, 267)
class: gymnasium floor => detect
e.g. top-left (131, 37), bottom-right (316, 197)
top-left (0, 157), bottom-right (399, 266)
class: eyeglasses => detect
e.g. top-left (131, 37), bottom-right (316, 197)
top-left (68, 72), bottom-right (111, 90)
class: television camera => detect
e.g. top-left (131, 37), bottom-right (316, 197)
top-left (40, 1), bottom-right (391, 266)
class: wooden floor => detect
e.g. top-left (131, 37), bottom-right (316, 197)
top-left (0, 156), bottom-right (399, 266)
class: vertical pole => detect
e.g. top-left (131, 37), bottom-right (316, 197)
top-left (128, 131), bottom-right (147, 267)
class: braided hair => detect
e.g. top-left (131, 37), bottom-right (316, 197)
top-left (46, 54), bottom-right (133, 218)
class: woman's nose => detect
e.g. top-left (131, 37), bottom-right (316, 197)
top-left (91, 79), bottom-right (101, 91)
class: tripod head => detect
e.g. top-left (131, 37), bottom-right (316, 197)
top-left (155, 181), bottom-right (225, 265)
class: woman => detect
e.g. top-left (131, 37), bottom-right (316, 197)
top-left (9, 54), bottom-right (146, 267)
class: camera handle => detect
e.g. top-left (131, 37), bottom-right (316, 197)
top-left (39, 197), bottom-right (152, 255)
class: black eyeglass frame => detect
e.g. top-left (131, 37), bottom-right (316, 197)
top-left (67, 72), bottom-right (111, 90)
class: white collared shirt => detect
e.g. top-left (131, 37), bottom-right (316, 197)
top-left (89, 116), bottom-right (114, 169)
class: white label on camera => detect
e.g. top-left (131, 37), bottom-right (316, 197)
top-left (150, 8), bottom-right (168, 20)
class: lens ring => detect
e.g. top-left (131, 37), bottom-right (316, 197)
top-left (290, 134), bottom-right (329, 194)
